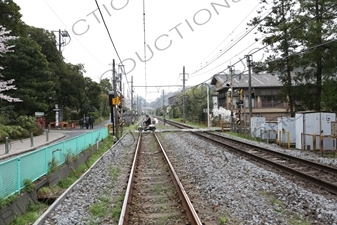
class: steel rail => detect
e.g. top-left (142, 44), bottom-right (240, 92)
top-left (118, 132), bottom-right (203, 225)
top-left (165, 119), bottom-right (337, 174)
top-left (195, 132), bottom-right (337, 195)
top-left (164, 119), bottom-right (337, 195)
top-left (153, 132), bottom-right (203, 225)
top-left (210, 132), bottom-right (337, 174)
top-left (118, 133), bottom-right (141, 225)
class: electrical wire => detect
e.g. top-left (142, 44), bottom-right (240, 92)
top-left (249, 3), bottom-right (337, 57)
top-left (190, 33), bottom-right (267, 78)
top-left (191, 6), bottom-right (273, 76)
top-left (261, 38), bottom-right (337, 67)
top-left (191, 25), bottom-right (257, 76)
top-left (94, 1), bottom-right (123, 67)
top-left (143, 0), bottom-right (147, 103)
top-left (43, 0), bottom-right (108, 70)
top-left (195, 2), bottom-right (337, 78)
top-left (192, 2), bottom-right (261, 73)
top-left (214, 37), bottom-right (337, 78)
top-left (94, 0), bottom-right (131, 93)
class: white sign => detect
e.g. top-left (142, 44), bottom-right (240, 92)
top-left (35, 112), bottom-right (44, 116)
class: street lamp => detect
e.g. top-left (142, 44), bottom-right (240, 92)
top-left (52, 29), bottom-right (70, 127)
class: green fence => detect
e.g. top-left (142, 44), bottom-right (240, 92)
top-left (0, 127), bottom-right (108, 200)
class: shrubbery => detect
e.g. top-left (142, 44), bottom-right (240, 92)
top-left (0, 115), bottom-right (43, 142)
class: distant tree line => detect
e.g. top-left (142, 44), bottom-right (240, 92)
top-left (250, 0), bottom-right (337, 116)
top-left (0, 0), bottom-right (112, 125)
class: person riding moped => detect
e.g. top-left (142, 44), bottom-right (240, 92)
top-left (144, 115), bottom-right (152, 128)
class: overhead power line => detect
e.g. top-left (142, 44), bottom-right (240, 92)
top-left (143, 0), bottom-right (147, 102)
top-left (249, 2), bottom-right (337, 57)
top-left (192, 2), bottom-right (261, 73)
top-left (200, 2), bottom-right (337, 77)
top-left (95, 0), bottom-right (130, 93)
top-left (94, 0), bottom-right (123, 65)
top-left (216, 38), bottom-right (337, 77)
top-left (191, 5), bottom-right (273, 76)
top-left (43, 0), bottom-right (108, 70)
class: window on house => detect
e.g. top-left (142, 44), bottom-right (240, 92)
top-left (244, 96), bottom-right (254, 108)
top-left (261, 95), bottom-right (277, 107)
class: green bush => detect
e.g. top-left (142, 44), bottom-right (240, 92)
top-left (0, 126), bottom-right (23, 138)
top-left (70, 112), bottom-right (80, 120)
top-left (0, 129), bottom-right (10, 142)
top-left (29, 126), bottom-right (43, 136)
top-left (0, 125), bottom-right (41, 143)
top-left (89, 112), bottom-right (99, 119)
top-left (13, 116), bottom-right (36, 129)
top-left (0, 114), bottom-right (9, 125)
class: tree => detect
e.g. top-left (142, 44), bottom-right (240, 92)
top-left (1, 35), bottom-right (54, 116)
top-left (249, 0), bottom-right (298, 116)
top-left (0, 26), bottom-right (21, 102)
top-left (291, 0), bottom-right (337, 111)
top-left (81, 77), bottom-right (102, 116)
top-left (99, 78), bottom-right (112, 117)
top-left (0, 0), bottom-right (25, 37)
top-left (173, 85), bottom-right (211, 123)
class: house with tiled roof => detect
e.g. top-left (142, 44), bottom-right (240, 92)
top-left (210, 72), bottom-right (289, 122)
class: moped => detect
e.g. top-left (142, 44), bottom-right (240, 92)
top-left (137, 122), bottom-right (156, 132)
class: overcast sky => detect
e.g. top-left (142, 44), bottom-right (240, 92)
top-left (14, 0), bottom-right (267, 102)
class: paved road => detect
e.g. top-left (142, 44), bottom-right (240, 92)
top-left (0, 120), bottom-right (112, 162)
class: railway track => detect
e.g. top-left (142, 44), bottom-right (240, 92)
top-left (164, 119), bottom-right (337, 195)
top-left (118, 132), bottom-right (202, 225)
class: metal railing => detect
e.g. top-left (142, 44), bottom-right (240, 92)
top-left (0, 127), bottom-right (108, 200)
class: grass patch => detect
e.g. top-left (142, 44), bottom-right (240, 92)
top-left (65, 149), bottom-right (77, 163)
top-left (171, 117), bottom-right (205, 128)
top-left (226, 131), bottom-right (257, 141)
top-left (9, 201), bottom-right (47, 225)
top-left (89, 201), bottom-right (108, 218)
top-left (289, 214), bottom-right (312, 225)
top-left (123, 123), bottom-right (138, 133)
top-left (110, 168), bottom-right (121, 181)
top-left (219, 215), bottom-right (228, 225)
top-left (37, 186), bottom-right (52, 197)
top-left (7, 135), bottom-right (115, 225)
top-left (58, 176), bottom-right (79, 189)
top-left (153, 185), bottom-right (163, 194)
top-left (23, 179), bottom-right (34, 193)
top-left (111, 194), bottom-right (124, 221)
top-left (0, 194), bottom-right (19, 211)
top-left (158, 216), bottom-right (169, 225)
top-left (48, 157), bottom-right (58, 174)
top-left (259, 190), bottom-right (312, 224)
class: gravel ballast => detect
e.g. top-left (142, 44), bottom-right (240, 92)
top-left (38, 133), bottom-right (137, 225)
top-left (36, 131), bottom-right (337, 225)
top-left (159, 132), bottom-right (337, 225)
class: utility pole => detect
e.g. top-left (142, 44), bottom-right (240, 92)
top-left (183, 66), bottom-right (186, 123)
top-left (206, 84), bottom-right (210, 128)
top-left (131, 76), bottom-right (134, 124)
top-left (137, 95), bottom-right (139, 115)
top-left (53, 29), bottom-right (70, 126)
top-left (58, 29), bottom-right (62, 52)
top-left (245, 55), bottom-right (253, 125)
top-left (109, 64), bottom-right (114, 136)
top-left (228, 66), bottom-right (234, 131)
top-left (112, 59), bottom-right (119, 140)
top-left (162, 90), bottom-right (165, 125)
top-left (118, 64), bottom-right (124, 94)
